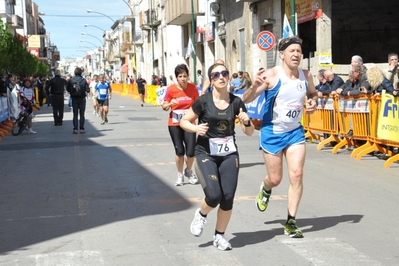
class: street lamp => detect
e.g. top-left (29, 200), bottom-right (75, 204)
top-left (79, 45), bottom-right (94, 50)
top-left (87, 9), bottom-right (115, 23)
top-left (80, 40), bottom-right (99, 49)
top-left (81, 32), bottom-right (103, 46)
top-left (87, 9), bottom-right (121, 79)
top-left (84, 24), bottom-right (106, 32)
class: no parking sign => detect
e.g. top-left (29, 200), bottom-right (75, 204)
top-left (256, 31), bottom-right (276, 51)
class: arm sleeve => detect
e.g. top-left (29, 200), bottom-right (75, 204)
top-left (45, 81), bottom-right (51, 94)
top-left (382, 78), bottom-right (394, 94)
top-left (330, 76), bottom-right (345, 91)
top-left (66, 80), bottom-right (71, 93)
top-left (237, 98), bottom-right (247, 114)
top-left (191, 96), bottom-right (204, 116)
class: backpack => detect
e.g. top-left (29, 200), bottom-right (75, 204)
top-left (70, 77), bottom-right (84, 96)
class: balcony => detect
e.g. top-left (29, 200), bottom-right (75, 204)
top-left (139, 9), bottom-right (161, 30)
top-left (166, 0), bottom-right (205, 26)
top-left (8, 15), bottom-right (24, 29)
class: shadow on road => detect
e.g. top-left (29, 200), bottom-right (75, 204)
top-left (0, 102), bottom-right (191, 255)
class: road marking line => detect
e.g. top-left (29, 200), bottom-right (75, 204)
top-left (119, 143), bottom-right (170, 148)
top-left (31, 251), bottom-right (104, 266)
top-left (280, 238), bottom-right (382, 266)
top-left (153, 195), bottom-right (286, 204)
top-left (4, 213), bottom-right (86, 222)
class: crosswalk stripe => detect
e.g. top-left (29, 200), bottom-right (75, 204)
top-left (280, 238), bottom-right (382, 266)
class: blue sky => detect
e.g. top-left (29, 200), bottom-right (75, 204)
top-left (33, 0), bottom-right (129, 59)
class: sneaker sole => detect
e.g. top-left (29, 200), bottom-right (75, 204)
top-left (284, 230), bottom-right (303, 238)
top-left (214, 243), bottom-right (232, 251)
top-left (188, 178), bottom-right (198, 185)
top-left (256, 182), bottom-right (268, 212)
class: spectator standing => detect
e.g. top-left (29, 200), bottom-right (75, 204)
top-left (42, 78), bottom-right (51, 107)
top-left (35, 77), bottom-right (44, 106)
top-left (161, 64), bottom-right (199, 186)
top-left (151, 74), bottom-right (160, 85)
top-left (196, 70), bottom-right (204, 92)
top-left (168, 75), bottom-right (175, 85)
top-left (66, 67), bottom-right (90, 134)
top-left (136, 73), bottom-right (147, 107)
top-left (180, 63), bottom-right (254, 250)
top-left (231, 73), bottom-right (242, 91)
top-left (5, 74), bottom-right (15, 92)
top-left (0, 75), bottom-right (6, 97)
top-left (242, 36), bottom-right (318, 238)
top-left (45, 70), bottom-right (67, 126)
top-left (160, 72), bottom-right (167, 86)
top-left (383, 53), bottom-right (399, 89)
top-left (238, 72), bottom-right (252, 90)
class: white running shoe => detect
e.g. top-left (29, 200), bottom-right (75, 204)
top-left (190, 208), bottom-right (206, 237)
top-left (213, 234), bottom-right (232, 251)
top-left (93, 110), bottom-right (96, 115)
top-left (28, 129), bottom-right (37, 134)
top-left (184, 168), bottom-right (198, 185)
top-left (175, 173), bottom-right (184, 186)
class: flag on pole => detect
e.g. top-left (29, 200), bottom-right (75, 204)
top-left (185, 36), bottom-right (195, 59)
top-left (283, 14), bottom-right (294, 38)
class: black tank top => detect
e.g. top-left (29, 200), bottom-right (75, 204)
top-left (191, 92), bottom-right (246, 155)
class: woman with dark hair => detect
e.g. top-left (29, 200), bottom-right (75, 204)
top-left (180, 63), bottom-right (254, 251)
top-left (161, 64), bottom-right (199, 186)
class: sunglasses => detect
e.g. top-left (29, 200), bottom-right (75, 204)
top-left (210, 70), bottom-right (229, 80)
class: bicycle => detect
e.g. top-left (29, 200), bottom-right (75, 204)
top-left (11, 101), bottom-right (39, 136)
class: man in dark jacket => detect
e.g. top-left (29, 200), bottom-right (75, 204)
top-left (323, 69), bottom-right (344, 92)
top-left (45, 70), bottom-right (67, 126)
top-left (66, 67), bottom-right (90, 134)
top-left (315, 69), bottom-right (331, 96)
top-left (0, 75), bottom-right (6, 97)
top-left (35, 77), bottom-right (44, 106)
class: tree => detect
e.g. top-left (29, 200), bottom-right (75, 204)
top-left (0, 20), bottom-right (51, 77)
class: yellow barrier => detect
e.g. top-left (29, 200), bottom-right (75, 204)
top-left (304, 94), bottom-right (399, 167)
top-left (303, 96), bottom-right (341, 150)
top-left (111, 84), bottom-right (161, 106)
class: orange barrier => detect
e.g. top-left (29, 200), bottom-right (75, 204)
top-left (303, 96), bottom-right (341, 150)
top-left (304, 94), bottom-right (399, 167)
top-left (111, 84), bottom-right (160, 106)
top-left (349, 95), bottom-right (399, 167)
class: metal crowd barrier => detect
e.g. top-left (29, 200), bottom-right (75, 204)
top-left (303, 94), bottom-right (399, 168)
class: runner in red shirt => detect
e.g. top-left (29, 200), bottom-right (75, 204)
top-left (162, 64), bottom-right (199, 186)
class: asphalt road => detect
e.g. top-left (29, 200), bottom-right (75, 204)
top-left (0, 94), bottom-right (398, 266)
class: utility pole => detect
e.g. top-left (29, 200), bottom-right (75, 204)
top-left (290, 0), bottom-right (296, 35)
top-left (191, 0), bottom-right (196, 84)
top-left (150, 0), bottom-right (155, 75)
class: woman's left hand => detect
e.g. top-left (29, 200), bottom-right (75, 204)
top-left (237, 108), bottom-right (250, 125)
